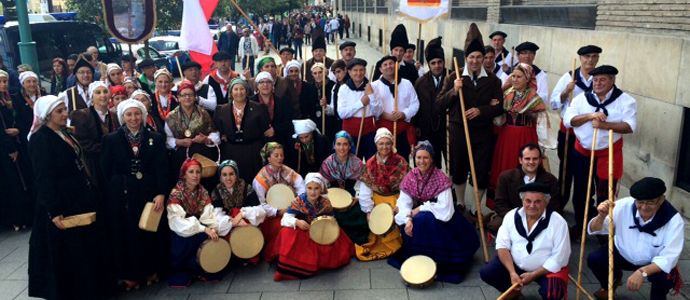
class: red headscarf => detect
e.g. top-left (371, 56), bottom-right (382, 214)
top-left (178, 80), bottom-right (197, 97)
top-left (179, 158), bottom-right (202, 179)
top-left (110, 85), bottom-right (127, 97)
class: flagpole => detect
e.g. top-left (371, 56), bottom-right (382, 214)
top-left (229, 0), bottom-right (279, 55)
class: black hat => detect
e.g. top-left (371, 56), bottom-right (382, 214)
top-left (212, 52), bottom-right (232, 61)
top-left (339, 41), bottom-right (356, 50)
top-left (630, 177), bottom-right (666, 200)
top-left (405, 43), bottom-right (416, 51)
top-left (517, 182), bottom-right (551, 194)
top-left (425, 37), bottom-right (444, 63)
top-left (489, 31), bottom-right (507, 39)
top-left (577, 45), bottom-right (603, 56)
top-left (375, 55), bottom-right (397, 70)
top-left (119, 54), bottom-right (135, 62)
top-left (346, 58), bottom-right (367, 70)
top-left (464, 23), bottom-right (485, 57)
top-left (73, 56), bottom-right (95, 75)
top-left (589, 65), bottom-right (618, 76)
top-left (137, 58), bottom-right (155, 69)
top-left (181, 60), bottom-right (202, 72)
top-left (312, 35), bottom-right (326, 52)
top-left (390, 24), bottom-right (409, 51)
top-left (280, 47), bottom-right (295, 55)
top-left (515, 42), bottom-right (539, 53)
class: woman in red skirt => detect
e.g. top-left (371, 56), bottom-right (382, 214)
top-left (270, 172), bottom-right (354, 281)
top-left (488, 63), bottom-right (552, 209)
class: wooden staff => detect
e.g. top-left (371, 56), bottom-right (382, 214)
top-left (562, 58), bottom-right (577, 197)
top-left (297, 147), bottom-right (302, 174)
top-left (417, 23), bottom-right (422, 62)
top-left (322, 65), bottom-right (327, 134)
top-left (575, 129), bottom-right (598, 300)
top-left (497, 283), bottom-right (520, 300)
top-left (245, 54), bottom-right (251, 73)
top-left (303, 55), bottom-right (307, 80)
top-left (228, 0), bottom-right (279, 55)
top-left (446, 67), bottom-right (451, 176)
top-left (608, 129), bottom-right (614, 300)
top-left (453, 57), bottom-right (489, 263)
top-left (175, 56), bottom-right (185, 80)
top-left (510, 46), bottom-right (515, 72)
top-left (393, 61), bottom-right (399, 147)
top-left (569, 274), bottom-right (596, 300)
top-left (335, 34), bottom-right (340, 60)
top-left (355, 65), bottom-right (375, 158)
top-left (501, 52), bottom-right (506, 70)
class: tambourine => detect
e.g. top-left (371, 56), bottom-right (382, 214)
top-left (309, 216), bottom-right (340, 245)
top-left (400, 255), bottom-right (436, 288)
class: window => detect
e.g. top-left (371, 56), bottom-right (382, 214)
top-left (677, 107), bottom-right (690, 192)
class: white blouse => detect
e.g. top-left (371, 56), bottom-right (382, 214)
top-left (167, 203), bottom-right (218, 237)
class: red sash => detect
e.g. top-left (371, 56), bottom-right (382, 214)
top-left (559, 119), bottom-right (574, 134)
top-left (377, 119), bottom-right (416, 146)
top-left (546, 265), bottom-right (569, 300)
top-left (342, 117), bottom-right (377, 137)
top-left (575, 137), bottom-right (623, 179)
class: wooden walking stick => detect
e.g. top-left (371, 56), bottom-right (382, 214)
top-left (297, 147), bottom-right (302, 174)
top-left (322, 65), bottom-right (327, 134)
top-left (446, 67), bottom-right (451, 175)
top-left (355, 65), bottom-right (375, 158)
top-left (176, 56), bottom-right (185, 80)
top-left (303, 55), bottom-right (307, 80)
top-left (569, 274), bottom-right (597, 300)
top-left (576, 129), bottom-right (598, 300)
top-left (228, 0), bottom-right (279, 55)
top-left (562, 58), bottom-right (577, 197)
top-left (245, 54), bottom-right (251, 75)
top-left (393, 61), bottom-right (399, 147)
top-left (335, 34), bottom-right (340, 60)
top-left (608, 129), bottom-right (614, 300)
top-left (453, 57), bottom-right (489, 263)
top-left (497, 283), bottom-right (520, 300)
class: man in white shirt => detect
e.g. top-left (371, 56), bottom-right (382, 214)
top-left (371, 55), bottom-right (419, 160)
top-left (564, 65), bottom-right (637, 238)
top-left (550, 45), bottom-right (601, 217)
top-left (328, 17), bottom-right (339, 43)
top-left (173, 61), bottom-right (217, 112)
top-left (489, 31), bottom-right (512, 77)
top-left (587, 177), bottom-right (683, 300)
top-left (238, 27), bottom-right (259, 77)
top-left (500, 41), bottom-right (548, 101)
top-left (480, 182), bottom-right (571, 300)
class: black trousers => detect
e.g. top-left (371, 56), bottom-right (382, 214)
top-left (556, 129), bottom-right (575, 212)
top-left (571, 149), bottom-right (619, 230)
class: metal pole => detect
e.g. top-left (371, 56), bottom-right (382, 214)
top-left (16, 0), bottom-right (39, 73)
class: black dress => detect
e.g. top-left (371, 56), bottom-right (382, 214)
top-left (28, 125), bottom-right (112, 300)
top-left (288, 131), bottom-right (333, 178)
top-left (249, 94), bottom-right (294, 149)
top-left (302, 80), bottom-right (338, 140)
top-left (101, 127), bottom-right (168, 282)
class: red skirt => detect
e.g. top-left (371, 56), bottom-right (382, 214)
top-left (273, 227), bottom-right (354, 281)
top-left (260, 217), bottom-right (284, 262)
top-left (488, 125), bottom-right (538, 209)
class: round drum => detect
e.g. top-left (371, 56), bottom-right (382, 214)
top-left (327, 188), bottom-right (353, 211)
top-left (266, 183), bottom-right (295, 210)
top-left (229, 226), bottom-right (264, 259)
top-left (400, 255), bottom-right (436, 288)
top-left (309, 216), bottom-right (340, 245)
top-left (197, 239), bottom-right (231, 273)
top-left (369, 203), bottom-right (394, 235)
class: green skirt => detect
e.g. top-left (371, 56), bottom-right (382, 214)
top-left (335, 202), bottom-right (370, 245)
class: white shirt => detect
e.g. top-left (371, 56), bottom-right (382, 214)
top-left (237, 36), bottom-right (259, 58)
top-left (158, 94), bottom-right (169, 109)
top-left (550, 69), bottom-right (592, 118)
top-left (563, 88), bottom-right (637, 150)
top-left (173, 81), bottom-right (218, 111)
top-left (496, 207), bottom-right (571, 273)
top-left (371, 77), bottom-right (419, 123)
top-left (500, 67), bottom-right (549, 102)
top-left (329, 19), bottom-right (339, 30)
top-left (462, 65), bottom-right (489, 86)
top-left (337, 82), bottom-right (383, 119)
top-left (203, 72), bottom-right (232, 98)
top-left (214, 206), bottom-right (266, 236)
top-left (167, 203), bottom-right (218, 237)
top-left (587, 197), bottom-right (684, 274)
top-left (252, 167), bottom-right (306, 217)
top-left (395, 189), bottom-right (454, 225)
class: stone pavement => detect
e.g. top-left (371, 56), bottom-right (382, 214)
top-left (2, 36), bottom-right (689, 300)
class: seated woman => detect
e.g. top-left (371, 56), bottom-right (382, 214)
top-left (319, 130), bottom-right (368, 245)
top-left (388, 141), bottom-right (480, 283)
top-left (271, 173), bottom-right (354, 281)
top-left (252, 142), bottom-right (305, 261)
top-left (167, 159), bottom-right (221, 288)
top-left (289, 119), bottom-right (332, 177)
top-left (356, 128), bottom-right (410, 261)
top-left (212, 159), bottom-right (266, 262)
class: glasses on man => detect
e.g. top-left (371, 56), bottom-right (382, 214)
top-left (178, 93), bottom-right (195, 99)
top-left (635, 198), bottom-right (661, 208)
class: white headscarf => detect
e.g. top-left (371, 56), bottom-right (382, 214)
top-left (254, 71), bottom-right (274, 84)
top-left (131, 89), bottom-right (151, 101)
top-left (88, 81), bottom-right (109, 100)
top-left (28, 95), bottom-right (63, 140)
top-left (292, 119), bottom-right (317, 139)
top-left (154, 68), bottom-right (173, 81)
top-left (19, 71), bottom-right (38, 85)
top-left (282, 60), bottom-right (301, 78)
top-left (117, 99), bottom-right (148, 126)
top-left (0, 70), bottom-right (8, 78)
top-left (311, 62), bottom-right (326, 72)
top-left (304, 172), bottom-right (328, 192)
top-left (106, 63), bottom-right (122, 75)
top-left (374, 127), bottom-right (394, 144)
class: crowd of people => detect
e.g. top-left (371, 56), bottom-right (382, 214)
top-left (0, 6), bottom-right (684, 300)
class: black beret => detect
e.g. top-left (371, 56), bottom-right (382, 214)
top-left (346, 58), bottom-right (367, 69)
top-left (518, 182), bottom-right (551, 194)
top-left (515, 41), bottom-right (539, 53)
top-left (489, 31), bottom-right (507, 39)
top-left (589, 65), bottom-right (618, 76)
top-left (137, 58), bottom-right (155, 69)
top-left (212, 51), bottom-right (232, 61)
top-left (279, 47), bottom-right (295, 55)
top-left (405, 43), bottom-right (416, 51)
top-left (375, 55), bottom-right (397, 70)
top-left (339, 41), bottom-right (356, 50)
top-left (181, 60), bottom-right (202, 72)
top-left (73, 57), bottom-right (95, 75)
top-left (577, 45), bottom-right (602, 56)
top-left (630, 177), bottom-right (666, 200)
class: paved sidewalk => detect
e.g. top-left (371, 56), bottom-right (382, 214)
top-left (2, 36), bottom-right (689, 300)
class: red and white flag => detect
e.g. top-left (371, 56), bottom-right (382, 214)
top-left (179, 0), bottom-right (220, 75)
